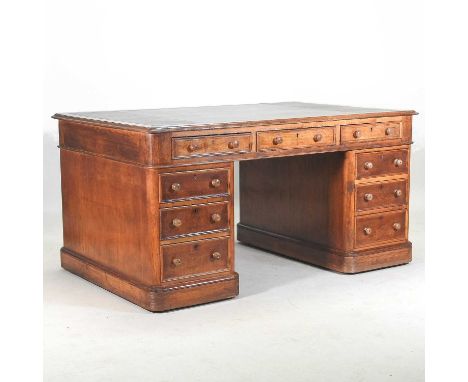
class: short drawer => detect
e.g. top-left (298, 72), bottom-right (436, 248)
top-left (341, 122), bottom-right (401, 143)
top-left (172, 133), bottom-right (252, 159)
top-left (160, 201), bottom-right (229, 240)
top-left (356, 179), bottom-right (408, 212)
top-left (257, 127), bottom-right (335, 151)
top-left (355, 209), bottom-right (407, 248)
top-left (356, 149), bottom-right (409, 179)
top-left (161, 237), bottom-right (230, 281)
top-left (160, 168), bottom-right (230, 202)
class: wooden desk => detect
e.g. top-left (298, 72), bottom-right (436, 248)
top-left (53, 102), bottom-right (417, 312)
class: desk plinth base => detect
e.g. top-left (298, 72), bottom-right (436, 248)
top-left (60, 249), bottom-right (239, 312)
top-left (237, 224), bottom-right (412, 273)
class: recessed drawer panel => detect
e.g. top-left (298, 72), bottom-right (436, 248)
top-left (257, 127), bottom-right (335, 151)
top-left (160, 202), bottom-right (229, 240)
top-left (356, 179), bottom-right (408, 212)
top-left (161, 237), bottom-right (230, 281)
top-left (160, 168), bottom-right (230, 202)
top-left (356, 149), bottom-right (409, 179)
top-left (355, 210), bottom-right (407, 248)
top-left (341, 122), bottom-right (401, 143)
top-left (172, 133), bottom-right (252, 159)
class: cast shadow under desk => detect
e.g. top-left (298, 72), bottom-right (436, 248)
top-left (44, 264), bottom-right (141, 314)
top-left (235, 242), bottom-right (339, 298)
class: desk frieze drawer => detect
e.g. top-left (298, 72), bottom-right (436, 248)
top-left (356, 149), bottom-right (409, 179)
top-left (161, 237), bottom-right (230, 282)
top-left (341, 122), bottom-right (401, 143)
top-left (160, 201), bottom-right (229, 240)
top-left (355, 209), bottom-right (407, 248)
top-left (172, 133), bottom-right (252, 159)
top-left (160, 168), bottom-right (230, 203)
top-left (257, 127), bottom-right (335, 151)
top-left (356, 179), bottom-right (408, 212)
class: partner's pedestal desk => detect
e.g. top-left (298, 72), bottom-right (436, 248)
top-left (53, 102), bottom-right (416, 312)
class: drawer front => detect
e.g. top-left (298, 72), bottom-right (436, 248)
top-left (341, 122), bottom-right (401, 143)
top-left (172, 133), bottom-right (252, 159)
top-left (161, 237), bottom-right (230, 281)
top-left (356, 149), bottom-right (409, 179)
top-left (356, 179), bottom-right (408, 211)
top-left (355, 210), bottom-right (407, 248)
top-left (160, 168), bottom-right (230, 202)
top-left (257, 127), bottom-right (335, 151)
top-left (160, 202), bottom-right (229, 240)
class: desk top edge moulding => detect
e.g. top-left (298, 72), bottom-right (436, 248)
top-left (55, 102), bottom-right (417, 312)
top-left (53, 102), bottom-right (417, 132)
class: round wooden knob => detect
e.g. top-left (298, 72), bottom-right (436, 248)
top-left (211, 213), bottom-right (221, 223)
top-left (188, 143), bottom-right (200, 152)
top-left (228, 140), bottom-right (239, 149)
top-left (171, 183), bottom-right (181, 192)
top-left (394, 189), bottom-right (402, 197)
top-left (172, 218), bottom-right (182, 227)
top-left (313, 134), bottom-right (322, 142)
top-left (393, 223), bottom-right (402, 231)
top-left (273, 136), bottom-right (283, 145)
top-left (385, 127), bottom-right (392, 136)
top-left (363, 227), bottom-right (372, 235)
top-left (211, 178), bottom-right (221, 188)
top-left (172, 258), bottom-right (182, 266)
top-left (364, 161), bottom-right (374, 170)
top-left (353, 130), bottom-right (361, 139)
top-left (394, 158), bottom-right (403, 167)
top-left (364, 193), bottom-right (373, 201)
top-left (211, 251), bottom-right (222, 260)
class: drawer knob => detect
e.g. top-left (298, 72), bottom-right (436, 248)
top-left (228, 140), bottom-right (240, 149)
top-left (394, 189), bottom-right (403, 197)
top-left (364, 161), bottom-right (374, 170)
top-left (393, 222), bottom-right (402, 231)
top-left (363, 227), bottom-right (372, 235)
top-left (172, 258), bottom-right (182, 266)
top-left (394, 158), bottom-right (404, 167)
top-left (211, 178), bottom-right (221, 188)
top-left (211, 251), bottom-right (222, 260)
top-left (171, 183), bottom-right (181, 192)
top-left (172, 218), bottom-right (182, 227)
top-left (188, 143), bottom-right (200, 152)
top-left (313, 134), bottom-right (323, 142)
top-left (273, 136), bottom-right (283, 145)
top-left (364, 193), bottom-right (374, 201)
top-left (211, 213), bottom-right (221, 223)
top-left (385, 127), bottom-right (392, 136)
top-left (353, 130), bottom-right (361, 139)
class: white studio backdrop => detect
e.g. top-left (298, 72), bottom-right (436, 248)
top-left (43, 0), bottom-right (424, 233)
top-left (41, 2), bottom-right (427, 380)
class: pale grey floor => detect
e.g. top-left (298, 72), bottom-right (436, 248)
top-left (44, 209), bottom-right (424, 382)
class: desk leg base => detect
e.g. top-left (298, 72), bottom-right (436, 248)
top-left (237, 224), bottom-right (412, 273)
top-left (60, 249), bottom-right (239, 312)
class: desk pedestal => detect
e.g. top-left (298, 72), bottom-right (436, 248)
top-left (238, 149), bottom-right (411, 273)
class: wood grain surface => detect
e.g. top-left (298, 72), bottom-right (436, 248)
top-left (56, 103), bottom-right (415, 311)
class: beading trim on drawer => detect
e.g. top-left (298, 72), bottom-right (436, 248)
top-left (172, 133), bottom-right (253, 159)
